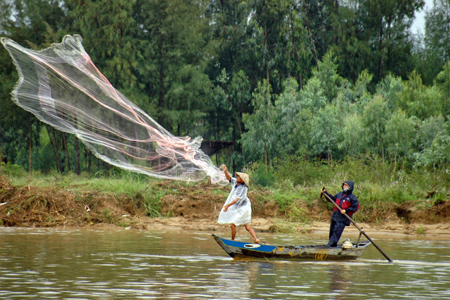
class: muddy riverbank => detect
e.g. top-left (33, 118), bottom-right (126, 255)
top-left (1, 175), bottom-right (449, 240)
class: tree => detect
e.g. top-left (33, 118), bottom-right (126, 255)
top-left (330, 1), bottom-right (372, 83)
top-left (310, 104), bottom-right (340, 162)
top-left (242, 80), bottom-right (276, 168)
top-left (383, 110), bottom-right (417, 168)
top-left (273, 78), bottom-right (302, 156)
top-left (358, 0), bottom-right (424, 82)
top-left (414, 131), bottom-right (450, 171)
top-left (0, 0), bottom-right (68, 173)
top-left (246, 0), bottom-right (311, 92)
top-left (133, 0), bottom-right (212, 135)
top-left (207, 69), bottom-right (251, 168)
top-left (300, 0), bottom-right (339, 61)
top-left (361, 95), bottom-right (390, 160)
top-left (311, 51), bottom-right (343, 102)
top-left (376, 74), bottom-right (404, 110)
top-left (434, 62), bottom-right (450, 117)
top-left (397, 71), bottom-right (445, 119)
top-left (204, 0), bottom-right (252, 80)
top-left (425, 0), bottom-right (450, 64)
top-left (417, 115), bottom-right (447, 152)
top-left (338, 113), bottom-right (366, 157)
top-left (67, 0), bottom-right (140, 90)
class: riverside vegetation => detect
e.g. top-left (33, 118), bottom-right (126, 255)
top-left (1, 159), bottom-right (449, 233)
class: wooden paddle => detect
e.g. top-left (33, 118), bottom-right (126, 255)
top-left (321, 191), bottom-right (394, 263)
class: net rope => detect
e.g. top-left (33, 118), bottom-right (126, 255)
top-left (1, 34), bottom-right (226, 184)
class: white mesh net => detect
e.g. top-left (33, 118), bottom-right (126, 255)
top-left (1, 34), bottom-right (226, 184)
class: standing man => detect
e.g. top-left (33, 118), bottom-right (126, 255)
top-left (321, 181), bottom-right (359, 247)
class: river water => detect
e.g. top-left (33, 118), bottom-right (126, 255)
top-left (0, 227), bottom-right (449, 299)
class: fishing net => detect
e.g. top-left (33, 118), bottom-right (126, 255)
top-left (1, 34), bottom-right (226, 184)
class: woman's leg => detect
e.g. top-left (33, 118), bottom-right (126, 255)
top-left (230, 224), bottom-right (237, 240)
top-left (244, 224), bottom-right (259, 243)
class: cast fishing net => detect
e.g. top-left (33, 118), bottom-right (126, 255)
top-left (1, 34), bottom-right (226, 184)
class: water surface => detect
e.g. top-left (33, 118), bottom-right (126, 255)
top-left (0, 227), bottom-right (449, 299)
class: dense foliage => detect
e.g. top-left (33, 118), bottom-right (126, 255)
top-left (1, 0), bottom-right (450, 182)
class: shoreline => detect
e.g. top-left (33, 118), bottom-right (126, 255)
top-left (3, 216), bottom-right (450, 241)
top-left (83, 216), bottom-right (450, 241)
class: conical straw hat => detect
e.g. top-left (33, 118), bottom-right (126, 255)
top-left (235, 172), bottom-right (249, 187)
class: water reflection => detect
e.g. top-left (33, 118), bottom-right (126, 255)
top-left (329, 264), bottom-right (351, 300)
top-left (0, 228), bottom-right (449, 299)
top-left (212, 263), bottom-right (254, 299)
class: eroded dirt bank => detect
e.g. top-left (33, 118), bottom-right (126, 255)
top-left (1, 176), bottom-right (450, 239)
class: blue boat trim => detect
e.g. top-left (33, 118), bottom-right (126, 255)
top-left (220, 238), bottom-right (277, 253)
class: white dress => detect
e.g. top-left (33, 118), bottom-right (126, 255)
top-left (218, 177), bottom-right (252, 226)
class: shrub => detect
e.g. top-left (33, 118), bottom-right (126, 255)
top-left (252, 163), bottom-right (275, 187)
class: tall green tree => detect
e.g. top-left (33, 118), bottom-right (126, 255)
top-left (204, 0), bottom-right (251, 80)
top-left (207, 69), bottom-right (251, 168)
top-left (247, 0), bottom-right (311, 92)
top-left (434, 62), bottom-right (450, 116)
top-left (330, 0), bottom-right (372, 83)
top-left (383, 110), bottom-right (417, 167)
top-left (397, 71), bottom-right (445, 119)
top-left (311, 51), bottom-right (343, 102)
top-left (338, 112), bottom-right (366, 157)
top-left (242, 80), bottom-right (276, 168)
top-left (133, 0), bottom-right (212, 135)
top-left (413, 0), bottom-right (450, 85)
top-left (310, 104), bottom-right (340, 162)
top-left (67, 0), bottom-right (140, 90)
top-left (425, 0), bottom-right (450, 65)
top-left (375, 74), bottom-right (404, 109)
top-left (361, 94), bottom-right (391, 160)
top-left (273, 78), bottom-right (302, 156)
top-left (301, 0), bottom-right (339, 60)
top-left (358, 0), bottom-right (424, 82)
top-left (0, 0), bottom-right (68, 173)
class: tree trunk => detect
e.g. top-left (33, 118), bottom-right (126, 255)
top-left (302, 0), bottom-right (319, 68)
top-left (216, 108), bottom-right (220, 164)
top-left (88, 149), bottom-right (92, 174)
top-left (232, 143), bottom-right (236, 175)
top-left (75, 136), bottom-right (80, 175)
top-left (229, 106), bottom-right (243, 137)
top-left (62, 133), bottom-right (70, 172)
top-left (29, 123), bottom-right (32, 176)
top-left (0, 127), bottom-right (3, 164)
top-left (377, 24), bottom-right (385, 82)
top-left (393, 152), bottom-right (397, 174)
top-left (264, 142), bottom-right (268, 171)
top-left (74, 114), bottom-right (80, 175)
top-left (158, 10), bottom-right (166, 127)
top-left (328, 144), bottom-right (331, 164)
top-left (158, 58), bottom-right (164, 126)
top-left (265, 26), bottom-right (270, 85)
top-left (49, 127), bottom-right (61, 172)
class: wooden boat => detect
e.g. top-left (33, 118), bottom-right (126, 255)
top-left (212, 234), bottom-right (371, 261)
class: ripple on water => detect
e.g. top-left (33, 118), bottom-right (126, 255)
top-left (1, 229), bottom-right (449, 299)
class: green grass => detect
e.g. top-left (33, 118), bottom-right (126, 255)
top-left (416, 225), bottom-right (427, 235)
top-left (267, 156), bottom-right (450, 205)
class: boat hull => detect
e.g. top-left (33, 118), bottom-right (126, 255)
top-left (212, 234), bottom-right (371, 261)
